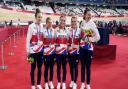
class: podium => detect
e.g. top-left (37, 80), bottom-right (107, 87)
top-left (97, 27), bottom-right (110, 45)
top-left (94, 45), bottom-right (117, 59)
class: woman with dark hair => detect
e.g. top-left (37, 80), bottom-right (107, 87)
top-left (26, 8), bottom-right (44, 89)
top-left (43, 17), bottom-right (55, 89)
top-left (80, 8), bottom-right (100, 89)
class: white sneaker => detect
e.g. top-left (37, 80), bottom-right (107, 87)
top-left (62, 83), bottom-right (66, 89)
top-left (49, 81), bottom-right (54, 89)
top-left (86, 84), bottom-right (91, 89)
top-left (45, 83), bottom-right (49, 89)
top-left (37, 85), bottom-right (43, 89)
top-left (57, 82), bottom-right (61, 89)
top-left (31, 86), bottom-right (36, 89)
top-left (80, 83), bottom-right (85, 89)
top-left (72, 83), bottom-right (77, 89)
top-left (69, 81), bottom-right (74, 88)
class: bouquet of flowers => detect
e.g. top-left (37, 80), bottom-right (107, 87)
top-left (80, 29), bottom-right (93, 42)
top-left (84, 29), bottom-right (93, 37)
top-left (27, 54), bottom-right (34, 64)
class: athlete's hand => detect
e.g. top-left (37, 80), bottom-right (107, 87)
top-left (26, 52), bottom-right (30, 60)
top-left (89, 37), bottom-right (95, 42)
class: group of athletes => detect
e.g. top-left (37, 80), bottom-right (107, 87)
top-left (26, 8), bottom-right (100, 89)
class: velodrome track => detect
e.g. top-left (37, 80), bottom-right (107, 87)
top-left (0, 8), bottom-right (128, 24)
top-left (0, 7), bottom-right (128, 89)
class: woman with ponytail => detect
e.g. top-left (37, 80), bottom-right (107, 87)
top-left (26, 8), bottom-right (44, 89)
top-left (80, 8), bottom-right (100, 89)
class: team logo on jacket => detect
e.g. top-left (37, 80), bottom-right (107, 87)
top-left (44, 47), bottom-right (55, 55)
top-left (68, 48), bottom-right (78, 54)
top-left (80, 40), bottom-right (91, 49)
top-left (56, 47), bottom-right (67, 54)
top-left (33, 41), bottom-right (44, 53)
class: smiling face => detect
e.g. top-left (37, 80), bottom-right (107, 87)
top-left (46, 18), bottom-right (52, 29)
top-left (59, 16), bottom-right (66, 29)
top-left (35, 13), bottom-right (42, 24)
top-left (71, 17), bottom-right (77, 29)
top-left (83, 10), bottom-right (92, 22)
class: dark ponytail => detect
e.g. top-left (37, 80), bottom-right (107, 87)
top-left (83, 8), bottom-right (90, 20)
top-left (35, 8), bottom-right (41, 18)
